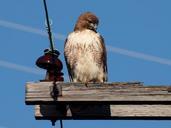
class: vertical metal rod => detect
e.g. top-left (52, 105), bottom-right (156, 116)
top-left (43, 0), bottom-right (55, 52)
top-left (60, 120), bottom-right (63, 128)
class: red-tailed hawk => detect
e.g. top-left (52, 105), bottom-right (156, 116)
top-left (64, 12), bottom-right (107, 83)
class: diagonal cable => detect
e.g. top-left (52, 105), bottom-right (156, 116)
top-left (0, 19), bottom-right (171, 66)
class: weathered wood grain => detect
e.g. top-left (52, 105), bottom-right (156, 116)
top-left (25, 82), bottom-right (171, 120)
top-left (25, 82), bottom-right (171, 105)
top-left (35, 105), bottom-right (171, 120)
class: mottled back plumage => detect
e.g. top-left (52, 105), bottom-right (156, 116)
top-left (64, 12), bottom-right (107, 83)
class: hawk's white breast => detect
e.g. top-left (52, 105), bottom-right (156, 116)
top-left (66, 30), bottom-right (104, 82)
top-left (68, 29), bottom-right (101, 48)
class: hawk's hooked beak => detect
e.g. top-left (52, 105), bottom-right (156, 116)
top-left (90, 23), bottom-right (98, 31)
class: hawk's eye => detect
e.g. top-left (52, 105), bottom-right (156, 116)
top-left (87, 20), bottom-right (93, 24)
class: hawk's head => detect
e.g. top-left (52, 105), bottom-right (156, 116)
top-left (74, 12), bottom-right (99, 32)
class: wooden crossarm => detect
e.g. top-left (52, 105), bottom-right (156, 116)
top-left (25, 82), bottom-right (171, 120)
top-left (25, 82), bottom-right (171, 105)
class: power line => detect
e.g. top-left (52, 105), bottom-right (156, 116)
top-left (107, 46), bottom-right (171, 66)
top-left (0, 19), bottom-right (171, 66)
top-left (0, 19), bottom-right (66, 40)
top-left (0, 60), bottom-right (44, 75)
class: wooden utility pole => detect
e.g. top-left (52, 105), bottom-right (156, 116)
top-left (25, 82), bottom-right (171, 120)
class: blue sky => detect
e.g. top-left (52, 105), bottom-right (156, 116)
top-left (0, 0), bottom-right (171, 128)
